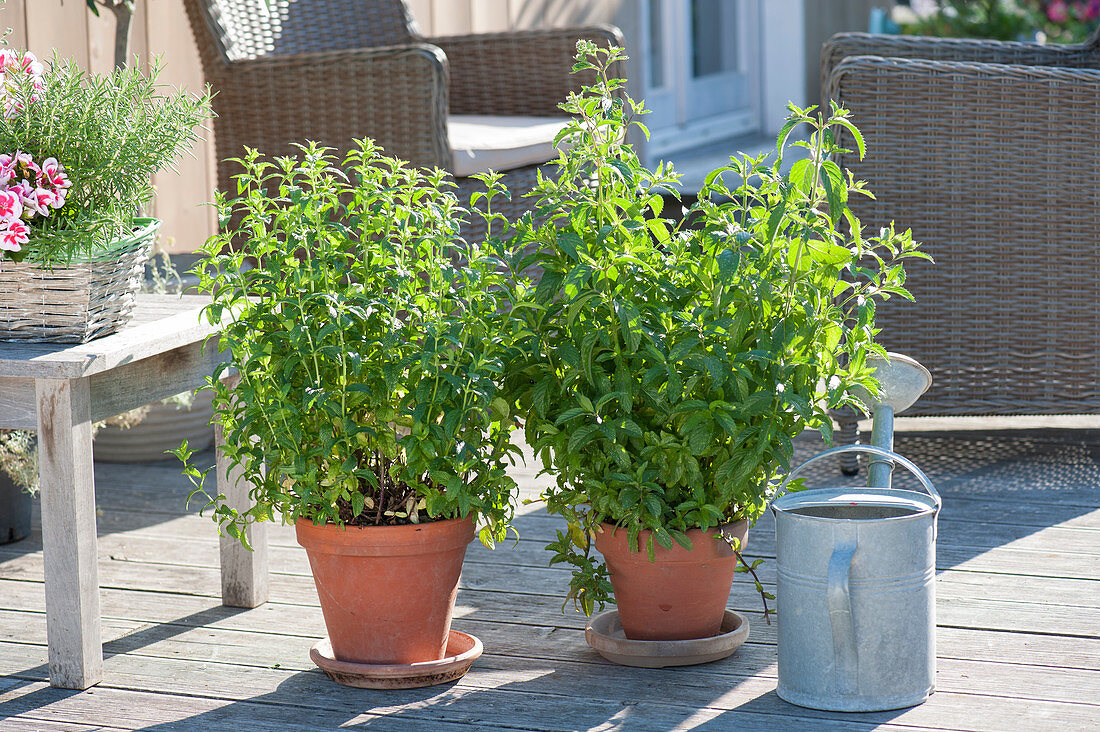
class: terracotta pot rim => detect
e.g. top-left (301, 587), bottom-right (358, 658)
top-left (296, 515), bottom-right (475, 556)
top-left (597, 520), bottom-right (749, 535)
top-left (595, 520), bottom-right (748, 563)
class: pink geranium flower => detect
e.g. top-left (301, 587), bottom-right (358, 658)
top-left (0, 49), bottom-right (18, 73)
top-left (38, 157), bottom-right (70, 192)
top-left (0, 219), bottom-right (29, 252)
top-left (0, 190), bottom-right (23, 222)
top-left (0, 149), bottom-right (73, 257)
top-left (18, 51), bottom-right (43, 79)
top-left (0, 154), bottom-right (14, 188)
top-left (34, 186), bottom-right (63, 212)
top-left (12, 150), bottom-right (36, 173)
top-left (12, 179), bottom-right (44, 218)
top-left (1048, 0), bottom-right (1070, 22)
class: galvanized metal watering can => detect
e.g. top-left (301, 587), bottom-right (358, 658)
top-left (772, 353), bottom-right (940, 712)
top-left (772, 445), bottom-right (940, 711)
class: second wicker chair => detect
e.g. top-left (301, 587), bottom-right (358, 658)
top-left (821, 27), bottom-right (1100, 470)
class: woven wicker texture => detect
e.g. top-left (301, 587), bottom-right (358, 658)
top-left (182, 0), bottom-right (622, 231)
top-left (822, 29), bottom-right (1100, 424)
top-left (0, 219), bottom-right (157, 343)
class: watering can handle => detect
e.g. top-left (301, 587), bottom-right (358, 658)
top-left (772, 444), bottom-right (941, 511)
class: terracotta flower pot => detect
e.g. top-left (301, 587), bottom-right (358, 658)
top-left (595, 520), bottom-right (749, 641)
top-left (296, 516), bottom-right (474, 665)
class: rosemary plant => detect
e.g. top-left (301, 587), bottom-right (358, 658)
top-left (0, 56), bottom-right (208, 263)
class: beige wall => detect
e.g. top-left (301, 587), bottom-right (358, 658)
top-left (0, 0), bottom-right (215, 254)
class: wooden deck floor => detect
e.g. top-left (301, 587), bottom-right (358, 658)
top-left (1, 427), bottom-right (1098, 731)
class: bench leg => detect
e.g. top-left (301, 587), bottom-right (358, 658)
top-left (36, 377), bottom-right (102, 690)
top-left (215, 422), bottom-right (268, 608)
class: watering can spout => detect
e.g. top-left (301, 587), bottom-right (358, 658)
top-left (855, 352), bottom-right (932, 416)
top-left (853, 353), bottom-right (932, 490)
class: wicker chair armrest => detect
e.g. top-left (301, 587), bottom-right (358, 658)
top-left (821, 32), bottom-right (1096, 106)
top-left (215, 43), bottom-right (452, 169)
top-left (427, 25), bottom-right (624, 116)
top-left (826, 54), bottom-right (1100, 222)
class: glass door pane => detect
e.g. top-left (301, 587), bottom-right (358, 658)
top-left (692, 0), bottom-right (738, 78)
top-left (649, 0), bottom-right (666, 89)
top-left (685, 0), bottom-right (752, 122)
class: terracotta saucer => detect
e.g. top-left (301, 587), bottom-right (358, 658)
top-left (309, 631), bottom-right (483, 689)
top-left (585, 609), bottom-right (749, 668)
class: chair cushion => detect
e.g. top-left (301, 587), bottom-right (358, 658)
top-left (448, 115), bottom-right (570, 177)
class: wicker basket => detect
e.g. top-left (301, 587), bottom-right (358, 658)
top-left (0, 218), bottom-right (158, 344)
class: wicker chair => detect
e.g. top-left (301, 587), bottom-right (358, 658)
top-left (821, 28), bottom-right (1100, 472)
top-left (182, 0), bottom-right (622, 234)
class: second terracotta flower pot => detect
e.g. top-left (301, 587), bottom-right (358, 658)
top-left (595, 520), bottom-right (749, 641)
top-left (296, 516), bottom-right (475, 665)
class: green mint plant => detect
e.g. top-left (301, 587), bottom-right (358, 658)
top-left (175, 140), bottom-right (518, 548)
top-left (504, 42), bottom-right (929, 614)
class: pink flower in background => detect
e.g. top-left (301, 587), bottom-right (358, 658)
top-left (0, 154), bottom-right (15, 187)
top-left (0, 48), bottom-right (45, 118)
top-left (1085, 0), bottom-right (1100, 21)
top-left (0, 219), bottom-right (29, 252)
top-left (0, 49), bottom-right (19, 73)
top-left (0, 190), bottom-right (23, 222)
top-left (1047, 0), bottom-right (1071, 21)
top-left (18, 51), bottom-right (43, 79)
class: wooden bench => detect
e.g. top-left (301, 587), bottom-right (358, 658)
top-left (0, 294), bottom-right (268, 689)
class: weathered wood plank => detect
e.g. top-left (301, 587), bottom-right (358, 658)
top-left (5, 601), bottom-right (1098, 709)
top-left (35, 377), bottom-right (102, 690)
top-left (52, 503), bottom-right (1100, 587)
top-left (0, 376), bottom-right (37, 429)
top-left (4, 543), bottom-right (1097, 639)
top-left (81, 442), bottom-right (1100, 535)
top-left (0, 678), bottom-right (947, 732)
top-left (0, 296), bottom-right (219, 380)
top-left (10, 522), bottom-right (1100, 613)
top-left (0, 717), bottom-right (125, 732)
top-left (215, 419), bottom-right (268, 608)
top-left (87, 339), bottom-right (223, 421)
top-left (76, 485), bottom-right (1100, 577)
top-left (4, 574), bottom-right (1098, 672)
top-left (0, 638), bottom-right (1094, 732)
